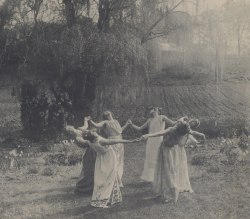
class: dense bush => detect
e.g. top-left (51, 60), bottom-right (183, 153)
top-left (20, 82), bottom-right (72, 141)
top-left (44, 153), bottom-right (82, 166)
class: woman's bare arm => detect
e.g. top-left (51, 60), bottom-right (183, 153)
top-left (99, 138), bottom-right (136, 146)
top-left (77, 117), bottom-right (89, 132)
top-left (75, 137), bottom-right (90, 148)
top-left (89, 119), bottom-right (106, 128)
top-left (65, 125), bottom-right (82, 138)
top-left (190, 130), bottom-right (206, 140)
top-left (143, 127), bottom-right (175, 138)
top-left (161, 115), bottom-right (177, 126)
top-left (121, 121), bottom-right (130, 132)
top-left (130, 119), bottom-right (149, 131)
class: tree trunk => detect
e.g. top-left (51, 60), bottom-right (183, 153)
top-left (237, 30), bottom-right (241, 56)
top-left (63, 0), bottom-right (76, 28)
top-left (97, 0), bottom-right (111, 32)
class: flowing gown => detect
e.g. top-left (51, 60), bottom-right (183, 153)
top-left (141, 116), bottom-right (165, 182)
top-left (153, 133), bottom-right (195, 199)
top-left (90, 140), bottom-right (122, 208)
top-left (74, 146), bottom-right (96, 194)
top-left (175, 134), bottom-right (197, 193)
top-left (101, 120), bottom-right (124, 187)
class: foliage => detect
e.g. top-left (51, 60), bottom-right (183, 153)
top-left (44, 152), bottom-right (82, 166)
top-left (27, 166), bottom-right (39, 174)
top-left (0, 148), bottom-right (25, 171)
top-left (41, 167), bottom-right (54, 176)
top-left (20, 81), bottom-right (71, 141)
top-left (191, 154), bottom-right (209, 166)
top-left (220, 136), bottom-right (249, 165)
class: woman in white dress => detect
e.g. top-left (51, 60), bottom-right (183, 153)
top-left (89, 111), bottom-right (129, 187)
top-left (141, 118), bottom-right (205, 203)
top-left (65, 126), bottom-right (137, 208)
top-left (129, 107), bottom-right (176, 182)
top-left (175, 119), bottom-right (205, 193)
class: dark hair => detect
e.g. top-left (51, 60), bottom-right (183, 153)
top-left (83, 131), bottom-right (98, 143)
top-left (157, 107), bottom-right (162, 115)
top-left (175, 121), bottom-right (191, 136)
top-left (148, 106), bottom-right (162, 115)
top-left (189, 119), bottom-right (200, 129)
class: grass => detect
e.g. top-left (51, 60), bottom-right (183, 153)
top-left (0, 139), bottom-right (249, 219)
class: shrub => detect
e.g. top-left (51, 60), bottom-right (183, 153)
top-left (44, 152), bottom-right (82, 166)
top-left (67, 154), bottom-right (82, 166)
top-left (20, 82), bottom-right (71, 141)
top-left (207, 165), bottom-right (220, 174)
top-left (20, 82), bottom-right (49, 140)
top-left (27, 166), bottom-right (39, 174)
top-left (42, 167), bottom-right (54, 176)
top-left (191, 154), bottom-right (209, 166)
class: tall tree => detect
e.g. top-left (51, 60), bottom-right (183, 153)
top-left (26, 0), bottom-right (43, 26)
top-left (0, 0), bottom-right (17, 33)
top-left (63, 0), bottom-right (76, 28)
top-left (224, 0), bottom-right (250, 55)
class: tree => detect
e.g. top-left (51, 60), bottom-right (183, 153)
top-left (62, 0), bottom-right (76, 28)
top-left (224, 0), bottom-right (250, 55)
top-left (26, 0), bottom-right (43, 26)
top-left (0, 0), bottom-right (17, 33)
top-left (138, 0), bottom-right (187, 44)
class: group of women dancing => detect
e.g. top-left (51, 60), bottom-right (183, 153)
top-left (65, 107), bottom-right (205, 208)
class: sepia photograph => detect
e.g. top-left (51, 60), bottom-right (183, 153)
top-left (0, 0), bottom-right (250, 218)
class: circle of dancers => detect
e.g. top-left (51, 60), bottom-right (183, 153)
top-left (65, 107), bottom-right (206, 208)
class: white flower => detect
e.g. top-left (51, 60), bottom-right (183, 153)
top-left (9, 149), bottom-right (18, 157)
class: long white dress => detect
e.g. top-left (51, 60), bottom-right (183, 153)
top-left (141, 116), bottom-right (165, 182)
top-left (90, 140), bottom-right (122, 208)
top-left (101, 120), bottom-right (124, 187)
top-left (175, 134), bottom-right (197, 193)
top-left (153, 133), bottom-right (195, 200)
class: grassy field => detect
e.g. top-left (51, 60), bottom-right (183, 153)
top-left (0, 140), bottom-right (250, 219)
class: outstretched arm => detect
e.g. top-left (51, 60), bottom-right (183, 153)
top-left (75, 137), bottom-right (90, 148)
top-left (89, 119), bottom-right (106, 128)
top-left (121, 121), bottom-right (130, 132)
top-left (99, 138), bottom-right (136, 146)
top-left (130, 119), bottom-right (150, 131)
top-left (143, 127), bottom-right (176, 138)
top-left (77, 117), bottom-right (90, 132)
top-left (161, 115), bottom-right (177, 126)
top-left (190, 130), bottom-right (206, 140)
top-left (65, 125), bottom-right (82, 138)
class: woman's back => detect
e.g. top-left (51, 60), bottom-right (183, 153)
top-left (102, 120), bottom-right (122, 138)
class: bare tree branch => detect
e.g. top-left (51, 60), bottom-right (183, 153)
top-left (141, 0), bottom-right (185, 44)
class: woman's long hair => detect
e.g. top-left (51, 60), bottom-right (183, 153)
top-left (175, 121), bottom-right (191, 136)
top-left (102, 110), bottom-right (114, 120)
top-left (83, 130), bottom-right (98, 143)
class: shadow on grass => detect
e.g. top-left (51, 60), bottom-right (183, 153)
top-left (12, 186), bottom-right (74, 196)
top-left (3, 188), bottom-right (92, 208)
top-left (125, 181), bottom-right (152, 188)
top-left (45, 191), bottom-right (163, 219)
